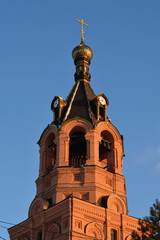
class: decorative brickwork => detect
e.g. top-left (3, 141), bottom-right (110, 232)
top-left (8, 41), bottom-right (140, 240)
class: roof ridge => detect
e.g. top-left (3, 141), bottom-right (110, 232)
top-left (84, 81), bottom-right (96, 98)
top-left (83, 82), bottom-right (94, 125)
top-left (64, 81), bottom-right (80, 121)
top-left (65, 82), bottom-right (77, 101)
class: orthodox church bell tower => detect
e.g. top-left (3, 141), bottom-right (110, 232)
top-left (8, 20), bottom-right (139, 240)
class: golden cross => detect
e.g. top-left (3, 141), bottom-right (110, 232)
top-left (76, 19), bottom-right (88, 42)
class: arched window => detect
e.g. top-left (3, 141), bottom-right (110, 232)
top-left (69, 129), bottom-right (86, 167)
top-left (99, 130), bottom-right (114, 172)
top-left (45, 133), bottom-right (56, 173)
top-left (111, 229), bottom-right (117, 240)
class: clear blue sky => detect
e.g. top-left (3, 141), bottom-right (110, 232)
top-left (0, 1), bottom-right (160, 239)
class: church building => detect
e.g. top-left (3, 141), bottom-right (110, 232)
top-left (8, 22), bottom-right (139, 240)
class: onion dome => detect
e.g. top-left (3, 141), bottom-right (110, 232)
top-left (72, 42), bottom-right (93, 82)
top-left (72, 42), bottom-right (93, 61)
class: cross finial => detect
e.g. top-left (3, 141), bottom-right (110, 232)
top-left (76, 19), bottom-right (88, 43)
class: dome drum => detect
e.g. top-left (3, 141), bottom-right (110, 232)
top-left (74, 69), bottom-right (91, 82)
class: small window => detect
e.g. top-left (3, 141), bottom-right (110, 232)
top-left (111, 229), bottom-right (117, 240)
top-left (99, 106), bottom-right (104, 118)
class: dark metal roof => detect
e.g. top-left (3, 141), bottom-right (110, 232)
top-left (66, 81), bottom-right (92, 122)
top-left (59, 80), bottom-right (98, 126)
